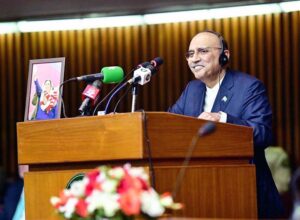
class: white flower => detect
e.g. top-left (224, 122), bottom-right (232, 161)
top-left (50, 197), bottom-right (60, 206)
top-left (102, 193), bottom-right (120, 217)
top-left (86, 190), bottom-right (120, 217)
top-left (160, 194), bottom-right (174, 207)
top-left (108, 167), bottom-right (125, 179)
top-left (86, 190), bottom-right (102, 213)
top-left (128, 167), bottom-right (149, 181)
top-left (69, 180), bottom-right (87, 197)
top-left (141, 189), bottom-right (165, 217)
top-left (101, 179), bottom-right (118, 193)
top-left (59, 197), bottom-right (78, 219)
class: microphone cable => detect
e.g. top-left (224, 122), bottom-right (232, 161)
top-left (92, 68), bottom-right (135, 116)
top-left (58, 78), bottom-right (76, 118)
top-left (141, 111), bottom-right (156, 189)
top-left (113, 85), bottom-right (132, 114)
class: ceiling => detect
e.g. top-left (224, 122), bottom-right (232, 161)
top-left (0, 0), bottom-right (292, 22)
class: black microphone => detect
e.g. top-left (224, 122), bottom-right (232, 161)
top-left (172, 122), bottom-right (216, 199)
top-left (78, 80), bottom-right (102, 116)
top-left (103, 58), bottom-right (163, 114)
top-left (198, 121), bottom-right (216, 136)
top-left (127, 57), bottom-right (164, 85)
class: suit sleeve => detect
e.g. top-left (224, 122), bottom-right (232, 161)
top-left (226, 80), bottom-right (273, 149)
top-left (168, 82), bottom-right (190, 114)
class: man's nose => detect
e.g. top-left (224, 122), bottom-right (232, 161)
top-left (190, 52), bottom-right (201, 62)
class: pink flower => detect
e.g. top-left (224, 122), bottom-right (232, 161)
top-left (85, 169), bottom-right (102, 196)
top-left (119, 188), bottom-right (141, 216)
top-left (53, 191), bottom-right (71, 208)
top-left (117, 173), bottom-right (149, 194)
top-left (87, 169), bottom-right (100, 182)
top-left (75, 199), bottom-right (88, 218)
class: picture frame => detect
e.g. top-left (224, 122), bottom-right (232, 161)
top-left (24, 57), bottom-right (65, 121)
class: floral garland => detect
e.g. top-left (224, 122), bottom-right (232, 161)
top-left (51, 164), bottom-right (182, 219)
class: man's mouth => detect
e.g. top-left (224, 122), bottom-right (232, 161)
top-left (192, 65), bottom-right (204, 71)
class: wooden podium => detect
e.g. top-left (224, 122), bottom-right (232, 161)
top-left (17, 112), bottom-right (257, 219)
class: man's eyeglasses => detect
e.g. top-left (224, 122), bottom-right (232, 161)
top-left (185, 47), bottom-right (222, 59)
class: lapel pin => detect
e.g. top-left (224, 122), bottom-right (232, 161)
top-left (222, 96), bottom-right (227, 102)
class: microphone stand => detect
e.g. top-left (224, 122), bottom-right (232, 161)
top-left (131, 83), bottom-right (138, 112)
top-left (78, 99), bottom-right (91, 116)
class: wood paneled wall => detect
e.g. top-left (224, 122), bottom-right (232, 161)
top-left (0, 11), bottom-right (299, 177)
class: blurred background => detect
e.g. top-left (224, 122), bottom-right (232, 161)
top-left (0, 0), bottom-right (299, 217)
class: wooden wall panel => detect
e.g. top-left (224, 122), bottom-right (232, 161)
top-left (1, 11), bottom-right (300, 178)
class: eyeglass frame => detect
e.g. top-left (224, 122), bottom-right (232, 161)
top-left (185, 47), bottom-right (222, 59)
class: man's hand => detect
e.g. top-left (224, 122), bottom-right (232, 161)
top-left (198, 112), bottom-right (221, 122)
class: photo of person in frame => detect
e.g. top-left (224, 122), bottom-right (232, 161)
top-left (25, 58), bottom-right (65, 121)
top-left (30, 70), bottom-right (58, 120)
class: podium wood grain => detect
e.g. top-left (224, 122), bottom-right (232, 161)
top-left (17, 112), bottom-right (257, 219)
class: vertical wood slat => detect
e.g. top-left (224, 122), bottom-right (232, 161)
top-left (6, 34), bottom-right (17, 175)
top-left (274, 14), bottom-right (284, 148)
top-left (291, 12), bottom-right (300, 166)
top-left (0, 34), bottom-right (8, 173)
top-left (283, 13), bottom-right (292, 154)
top-left (1, 11), bottom-right (300, 178)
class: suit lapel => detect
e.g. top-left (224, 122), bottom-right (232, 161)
top-left (190, 82), bottom-right (206, 117)
top-left (211, 70), bottom-right (234, 112)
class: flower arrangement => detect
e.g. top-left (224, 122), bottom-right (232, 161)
top-left (51, 164), bottom-right (182, 219)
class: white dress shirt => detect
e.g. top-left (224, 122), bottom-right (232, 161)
top-left (203, 76), bottom-right (227, 123)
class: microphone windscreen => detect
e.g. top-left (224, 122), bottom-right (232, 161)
top-left (138, 62), bottom-right (151, 68)
top-left (101, 66), bottom-right (124, 83)
top-left (198, 122), bottom-right (216, 137)
top-left (151, 57), bottom-right (163, 67)
top-left (82, 80), bottom-right (101, 105)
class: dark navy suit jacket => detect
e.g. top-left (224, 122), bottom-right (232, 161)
top-left (169, 69), bottom-right (283, 218)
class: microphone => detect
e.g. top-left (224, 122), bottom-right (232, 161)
top-left (172, 122), bottom-right (216, 199)
top-left (103, 57), bottom-right (163, 114)
top-left (127, 57), bottom-right (163, 85)
top-left (198, 121), bottom-right (216, 136)
top-left (74, 66), bottom-right (124, 83)
top-left (78, 80), bottom-right (102, 115)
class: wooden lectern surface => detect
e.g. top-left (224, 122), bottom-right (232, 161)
top-left (17, 112), bottom-right (253, 164)
top-left (17, 112), bottom-right (257, 219)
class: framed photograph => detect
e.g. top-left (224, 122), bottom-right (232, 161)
top-left (24, 57), bottom-right (65, 121)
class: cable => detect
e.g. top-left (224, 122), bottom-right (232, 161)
top-left (58, 78), bottom-right (75, 118)
top-left (113, 85), bottom-right (132, 114)
top-left (141, 111), bottom-right (156, 189)
top-left (104, 82), bottom-right (128, 114)
top-left (92, 68), bottom-right (134, 116)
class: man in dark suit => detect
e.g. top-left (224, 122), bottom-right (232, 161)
top-left (169, 30), bottom-right (283, 218)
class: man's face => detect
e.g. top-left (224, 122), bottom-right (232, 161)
top-left (186, 32), bottom-right (223, 83)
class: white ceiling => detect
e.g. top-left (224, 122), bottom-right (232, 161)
top-left (0, 0), bottom-right (292, 21)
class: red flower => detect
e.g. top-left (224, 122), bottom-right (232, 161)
top-left (54, 191), bottom-right (71, 208)
top-left (85, 169), bottom-right (101, 196)
top-left (117, 173), bottom-right (148, 194)
top-left (87, 169), bottom-right (100, 182)
top-left (75, 199), bottom-right (88, 218)
top-left (119, 188), bottom-right (141, 216)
